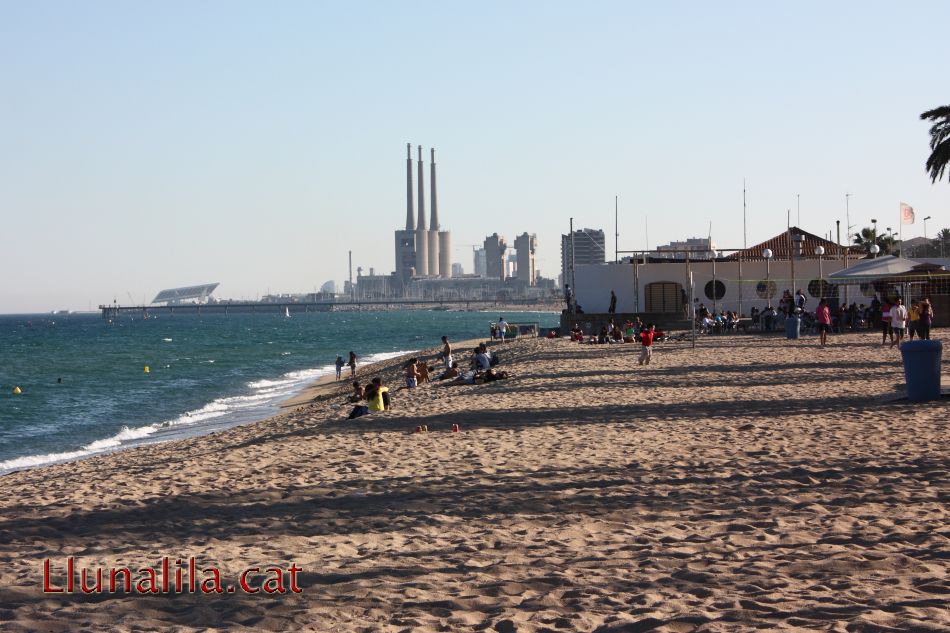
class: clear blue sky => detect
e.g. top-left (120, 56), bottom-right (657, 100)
top-left (2, 1), bottom-right (947, 313)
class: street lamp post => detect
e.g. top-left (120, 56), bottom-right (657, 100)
top-left (763, 248), bottom-right (773, 308)
top-left (815, 246), bottom-right (825, 298)
top-left (924, 215), bottom-right (932, 240)
top-left (870, 244), bottom-right (880, 258)
top-left (870, 219), bottom-right (878, 256)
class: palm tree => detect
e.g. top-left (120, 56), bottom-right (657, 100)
top-left (853, 227), bottom-right (897, 255)
top-left (937, 227), bottom-right (950, 257)
top-left (920, 106), bottom-right (950, 183)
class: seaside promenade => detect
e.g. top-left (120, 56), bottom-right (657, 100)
top-left (0, 332), bottom-right (947, 632)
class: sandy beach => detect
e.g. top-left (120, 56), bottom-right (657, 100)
top-left (0, 330), bottom-right (947, 632)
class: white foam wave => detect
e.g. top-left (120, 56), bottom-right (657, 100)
top-left (1, 351), bottom-right (416, 474)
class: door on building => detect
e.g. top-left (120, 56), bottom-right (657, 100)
top-left (645, 282), bottom-right (684, 314)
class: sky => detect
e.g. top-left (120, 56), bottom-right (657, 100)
top-left (1, 1), bottom-right (948, 313)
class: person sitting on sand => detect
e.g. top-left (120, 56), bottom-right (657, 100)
top-left (417, 363), bottom-right (431, 384)
top-left (347, 381), bottom-right (369, 418)
top-left (405, 358), bottom-right (419, 389)
top-left (439, 361), bottom-right (461, 380)
top-left (367, 377), bottom-right (390, 411)
top-left (546, 329), bottom-right (557, 339)
top-left (474, 346), bottom-right (491, 370)
top-left (571, 324), bottom-right (583, 342)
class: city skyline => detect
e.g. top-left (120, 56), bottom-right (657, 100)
top-left (2, 2), bottom-right (948, 312)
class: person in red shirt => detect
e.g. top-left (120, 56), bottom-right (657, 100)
top-left (638, 324), bottom-right (655, 366)
top-left (815, 298), bottom-right (832, 347)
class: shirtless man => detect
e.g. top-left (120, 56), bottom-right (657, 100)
top-left (441, 336), bottom-right (453, 370)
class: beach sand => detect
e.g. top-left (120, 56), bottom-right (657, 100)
top-left (0, 331), bottom-right (947, 632)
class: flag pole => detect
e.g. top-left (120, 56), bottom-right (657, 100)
top-left (899, 202), bottom-right (903, 258)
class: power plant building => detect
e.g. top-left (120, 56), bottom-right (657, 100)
top-left (396, 143), bottom-right (452, 284)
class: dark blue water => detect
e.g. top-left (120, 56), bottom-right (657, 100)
top-left (0, 310), bottom-right (557, 472)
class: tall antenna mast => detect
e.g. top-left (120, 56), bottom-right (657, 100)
top-left (614, 195), bottom-right (619, 263)
top-left (743, 178), bottom-right (747, 250)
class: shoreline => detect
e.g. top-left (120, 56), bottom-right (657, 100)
top-left (0, 349), bottom-right (421, 476)
top-left (0, 331), bottom-right (494, 476)
top-left (1, 331), bottom-right (946, 631)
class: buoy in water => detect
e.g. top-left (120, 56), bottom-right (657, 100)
top-left (13, 386), bottom-right (22, 395)
top-left (144, 366), bottom-right (150, 373)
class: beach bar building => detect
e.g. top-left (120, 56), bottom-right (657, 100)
top-left (570, 228), bottom-right (854, 315)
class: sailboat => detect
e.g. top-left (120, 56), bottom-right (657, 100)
top-left (285, 307), bottom-right (291, 318)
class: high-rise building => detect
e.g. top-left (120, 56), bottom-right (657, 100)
top-left (451, 262), bottom-right (464, 277)
top-left (473, 248), bottom-right (487, 277)
top-left (514, 232), bottom-right (537, 285)
top-left (483, 234), bottom-right (507, 280)
top-left (561, 228), bottom-right (605, 284)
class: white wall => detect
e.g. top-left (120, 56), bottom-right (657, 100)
top-left (573, 257), bottom-right (860, 315)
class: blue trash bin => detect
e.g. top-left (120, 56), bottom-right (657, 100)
top-left (785, 315), bottom-right (801, 339)
top-left (900, 340), bottom-right (943, 402)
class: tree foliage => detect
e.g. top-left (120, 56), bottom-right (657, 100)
top-left (853, 227), bottom-right (897, 255)
top-left (920, 105), bottom-right (950, 183)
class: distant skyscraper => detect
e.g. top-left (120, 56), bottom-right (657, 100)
top-left (473, 248), bottom-right (487, 277)
top-left (451, 262), bottom-right (464, 277)
top-left (514, 232), bottom-right (537, 286)
top-left (483, 233), bottom-right (507, 280)
top-left (561, 228), bottom-right (605, 284)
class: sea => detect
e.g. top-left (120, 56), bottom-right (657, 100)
top-left (0, 309), bottom-right (558, 474)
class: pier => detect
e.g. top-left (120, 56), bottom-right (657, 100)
top-left (99, 298), bottom-right (560, 319)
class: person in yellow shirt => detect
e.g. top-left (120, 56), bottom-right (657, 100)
top-left (908, 300), bottom-right (921, 340)
top-left (367, 377), bottom-right (390, 412)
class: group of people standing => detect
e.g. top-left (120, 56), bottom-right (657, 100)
top-left (876, 296), bottom-right (935, 347)
top-left (334, 351), bottom-right (358, 380)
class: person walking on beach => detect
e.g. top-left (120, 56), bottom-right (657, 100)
top-left (889, 298), bottom-right (908, 348)
top-left (440, 336), bottom-right (453, 370)
top-left (496, 316), bottom-right (509, 342)
top-left (348, 351), bottom-right (357, 377)
top-left (608, 290), bottom-right (617, 314)
top-left (815, 298), bottom-right (832, 347)
top-left (638, 324), bottom-right (655, 365)
top-left (335, 355), bottom-right (345, 381)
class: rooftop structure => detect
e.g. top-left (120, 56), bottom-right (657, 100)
top-left (151, 283), bottom-right (220, 305)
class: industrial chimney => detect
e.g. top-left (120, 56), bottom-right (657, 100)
top-left (428, 148), bottom-right (440, 276)
top-left (405, 143), bottom-right (414, 231)
top-left (415, 146), bottom-right (428, 276)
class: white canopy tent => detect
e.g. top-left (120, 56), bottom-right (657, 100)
top-left (827, 256), bottom-right (924, 281)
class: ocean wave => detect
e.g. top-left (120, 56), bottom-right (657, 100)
top-left (0, 350), bottom-right (416, 474)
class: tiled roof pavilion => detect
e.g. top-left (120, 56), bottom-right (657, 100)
top-left (724, 227), bottom-right (864, 261)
